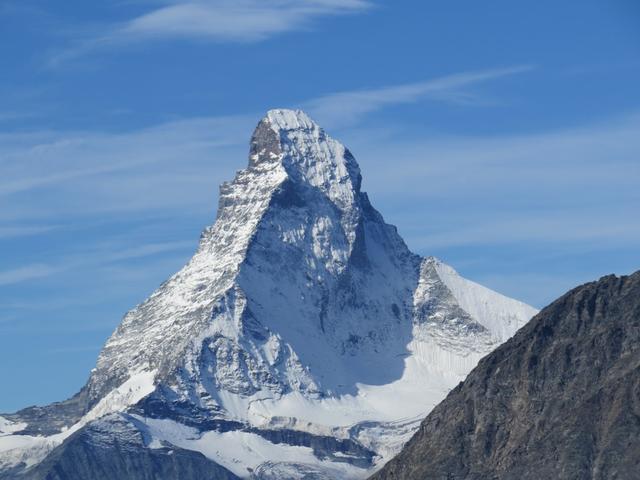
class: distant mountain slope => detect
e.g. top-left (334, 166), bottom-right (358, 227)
top-left (372, 270), bottom-right (640, 480)
top-left (0, 110), bottom-right (536, 479)
top-left (13, 414), bottom-right (239, 480)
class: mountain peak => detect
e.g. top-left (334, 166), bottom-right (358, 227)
top-left (2, 110), bottom-right (539, 480)
top-left (264, 108), bottom-right (318, 132)
top-left (249, 108), bottom-right (362, 207)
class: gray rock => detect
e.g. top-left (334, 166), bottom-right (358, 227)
top-left (19, 415), bottom-right (239, 480)
top-left (3, 388), bottom-right (89, 437)
top-left (372, 271), bottom-right (640, 480)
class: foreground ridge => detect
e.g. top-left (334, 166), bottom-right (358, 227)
top-left (0, 109), bottom-right (537, 479)
top-left (372, 271), bottom-right (640, 480)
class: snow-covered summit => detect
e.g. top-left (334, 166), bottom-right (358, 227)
top-left (1, 110), bottom-right (538, 479)
top-left (265, 108), bottom-right (317, 131)
top-left (250, 108), bottom-right (362, 224)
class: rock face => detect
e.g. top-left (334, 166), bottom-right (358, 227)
top-left (16, 415), bottom-right (239, 480)
top-left (372, 271), bottom-right (640, 480)
top-left (0, 109), bottom-right (537, 479)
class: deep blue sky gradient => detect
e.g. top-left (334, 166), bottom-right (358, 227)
top-left (1, 0), bottom-right (639, 411)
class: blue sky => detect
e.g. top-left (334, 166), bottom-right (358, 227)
top-left (1, 0), bottom-right (639, 411)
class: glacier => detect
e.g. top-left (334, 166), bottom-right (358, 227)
top-left (0, 109), bottom-right (537, 479)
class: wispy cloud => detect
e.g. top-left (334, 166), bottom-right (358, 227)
top-left (0, 111), bottom-right (38, 123)
top-left (350, 112), bottom-right (640, 251)
top-left (0, 225), bottom-right (58, 239)
top-left (123, 0), bottom-right (371, 42)
top-left (0, 66), bottom-right (533, 220)
top-left (98, 240), bottom-right (196, 263)
top-left (3, 84), bottom-right (638, 256)
top-left (404, 213), bottom-right (640, 251)
top-left (0, 264), bottom-right (59, 286)
top-left (305, 65), bottom-right (534, 127)
top-left (50, 0), bottom-right (371, 65)
top-left (0, 240), bottom-right (195, 288)
top-left (46, 344), bottom-right (103, 354)
top-left (0, 114), bottom-right (254, 221)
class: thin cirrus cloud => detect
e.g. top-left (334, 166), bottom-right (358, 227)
top-left (0, 264), bottom-right (59, 287)
top-left (0, 225), bottom-right (58, 239)
top-left (0, 66), bottom-right (528, 221)
top-left (0, 114), bottom-right (254, 222)
top-left (2, 67), bottom-right (638, 258)
top-left (49, 0), bottom-right (371, 64)
top-left (122, 0), bottom-right (372, 42)
top-left (350, 111), bottom-right (640, 251)
top-left (305, 65), bottom-right (535, 127)
top-left (3, 112), bottom-right (639, 250)
top-left (0, 240), bottom-right (195, 287)
top-left (402, 213), bottom-right (640, 251)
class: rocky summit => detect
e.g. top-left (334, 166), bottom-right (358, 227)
top-left (372, 270), bottom-right (640, 480)
top-left (0, 109), bottom-right (536, 479)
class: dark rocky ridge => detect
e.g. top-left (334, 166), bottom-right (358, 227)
top-left (372, 271), bottom-right (640, 480)
top-left (4, 389), bottom-right (88, 437)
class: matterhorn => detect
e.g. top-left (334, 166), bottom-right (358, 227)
top-left (0, 109), bottom-right (536, 479)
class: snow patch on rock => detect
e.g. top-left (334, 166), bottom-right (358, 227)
top-left (0, 417), bottom-right (26, 437)
top-left (137, 415), bottom-right (367, 479)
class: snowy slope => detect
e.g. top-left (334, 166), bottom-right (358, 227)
top-left (431, 258), bottom-right (536, 343)
top-left (0, 370), bottom-right (156, 474)
top-left (1, 109), bottom-right (537, 479)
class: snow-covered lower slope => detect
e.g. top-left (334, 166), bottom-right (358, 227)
top-left (1, 109), bottom-right (537, 479)
top-left (0, 370), bottom-right (156, 474)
